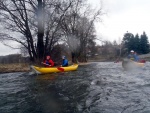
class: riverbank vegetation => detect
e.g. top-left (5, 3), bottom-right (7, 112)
top-left (0, 63), bottom-right (30, 73)
top-left (0, 1), bottom-right (150, 65)
top-left (0, 0), bottom-right (105, 63)
top-left (0, 31), bottom-right (150, 65)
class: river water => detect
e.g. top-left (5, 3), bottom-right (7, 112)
top-left (0, 62), bottom-right (150, 113)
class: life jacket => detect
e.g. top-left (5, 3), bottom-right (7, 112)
top-left (44, 59), bottom-right (54, 67)
top-left (62, 59), bottom-right (68, 67)
top-left (45, 60), bottom-right (49, 65)
top-left (128, 54), bottom-right (140, 62)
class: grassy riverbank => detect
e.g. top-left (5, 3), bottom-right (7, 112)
top-left (0, 63), bottom-right (30, 73)
top-left (0, 62), bottom-right (89, 73)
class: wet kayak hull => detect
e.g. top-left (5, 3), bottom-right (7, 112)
top-left (30, 64), bottom-right (78, 74)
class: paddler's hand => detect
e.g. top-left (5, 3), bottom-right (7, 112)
top-left (41, 62), bottom-right (50, 66)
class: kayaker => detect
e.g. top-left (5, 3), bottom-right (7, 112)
top-left (127, 50), bottom-right (139, 61)
top-left (134, 52), bottom-right (140, 61)
top-left (42, 55), bottom-right (54, 67)
top-left (61, 56), bottom-right (68, 67)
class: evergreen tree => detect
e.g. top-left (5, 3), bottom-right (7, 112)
top-left (139, 32), bottom-right (149, 54)
top-left (134, 34), bottom-right (140, 53)
top-left (122, 31), bottom-right (150, 55)
top-left (123, 32), bottom-right (135, 52)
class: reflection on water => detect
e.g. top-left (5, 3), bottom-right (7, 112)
top-left (0, 62), bottom-right (150, 113)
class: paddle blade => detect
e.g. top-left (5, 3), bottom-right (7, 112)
top-left (57, 67), bottom-right (64, 72)
top-left (139, 59), bottom-right (146, 63)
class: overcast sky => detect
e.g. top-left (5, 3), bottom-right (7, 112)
top-left (92, 0), bottom-right (150, 43)
top-left (0, 41), bottom-right (20, 56)
top-left (1, 0), bottom-right (150, 55)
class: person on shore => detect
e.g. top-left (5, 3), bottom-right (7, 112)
top-left (42, 55), bottom-right (54, 67)
top-left (61, 56), bottom-right (68, 67)
top-left (127, 50), bottom-right (139, 61)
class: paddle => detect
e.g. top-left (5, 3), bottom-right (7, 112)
top-left (139, 59), bottom-right (146, 63)
top-left (42, 62), bottom-right (64, 72)
top-left (57, 67), bottom-right (64, 72)
top-left (41, 62), bottom-right (52, 67)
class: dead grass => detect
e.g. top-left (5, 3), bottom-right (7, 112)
top-left (0, 63), bottom-right (30, 73)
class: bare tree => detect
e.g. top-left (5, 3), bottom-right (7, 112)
top-left (60, 0), bottom-right (105, 62)
top-left (0, 0), bottom-right (105, 63)
top-left (0, 0), bottom-right (72, 62)
top-left (0, 0), bottom-right (38, 61)
top-left (43, 0), bottom-right (73, 57)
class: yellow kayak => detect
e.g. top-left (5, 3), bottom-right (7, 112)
top-left (30, 64), bottom-right (78, 74)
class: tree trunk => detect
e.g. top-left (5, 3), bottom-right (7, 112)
top-left (71, 52), bottom-right (78, 63)
top-left (37, 0), bottom-right (44, 61)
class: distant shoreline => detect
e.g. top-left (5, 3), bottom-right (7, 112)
top-left (0, 62), bottom-right (92, 74)
top-left (0, 58), bottom-right (149, 74)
